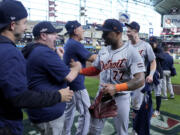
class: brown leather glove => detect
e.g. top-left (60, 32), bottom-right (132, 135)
top-left (89, 91), bottom-right (118, 119)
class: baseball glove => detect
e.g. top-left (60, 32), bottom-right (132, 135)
top-left (89, 91), bottom-right (118, 119)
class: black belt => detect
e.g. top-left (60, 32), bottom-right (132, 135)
top-left (114, 93), bottom-right (127, 97)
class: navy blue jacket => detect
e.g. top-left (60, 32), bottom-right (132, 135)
top-left (0, 36), bottom-right (61, 135)
top-left (162, 52), bottom-right (173, 71)
top-left (135, 84), bottom-right (153, 135)
top-left (63, 38), bottom-right (92, 91)
top-left (23, 43), bottom-right (70, 123)
top-left (153, 46), bottom-right (164, 79)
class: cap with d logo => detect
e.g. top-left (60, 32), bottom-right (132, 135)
top-left (0, 0), bottom-right (28, 30)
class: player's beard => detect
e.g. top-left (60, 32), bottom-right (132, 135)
top-left (102, 32), bottom-right (111, 46)
top-left (111, 41), bottom-right (119, 49)
top-left (105, 38), bottom-right (118, 49)
top-left (104, 38), bottom-right (111, 46)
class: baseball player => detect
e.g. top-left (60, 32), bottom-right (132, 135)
top-left (80, 19), bottom-right (145, 135)
top-left (63, 20), bottom-right (97, 135)
top-left (161, 46), bottom-right (175, 99)
top-left (125, 21), bottom-right (156, 134)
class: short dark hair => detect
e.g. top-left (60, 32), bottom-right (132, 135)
top-left (164, 46), bottom-right (169, 51)
top-left (34, 35), bottom-right (41, 41)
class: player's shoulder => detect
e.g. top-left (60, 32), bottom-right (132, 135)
top-left (65, 39), bottom-right (83, 52)
top-left (125, 42), bottom-right (135, 51)
top-left (6, 43), bottom-right (23, 57)
top-left (67, 38), bottom-right (82, 47)
top-left (140, 40), bottom-right (151, 47)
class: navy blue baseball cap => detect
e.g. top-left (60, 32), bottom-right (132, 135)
top-left (0, 0), bottom-right (28, 30)
top-left (97, 19), bottom-right (123, 32)
top-left (65, 20), bottom-right (81, 34)
top-left (33, 21), bottom-right (62, 37)
top-left (149, 36), bottom-right (158, 43)
top-left (125, 21), bottom-right (140, 32)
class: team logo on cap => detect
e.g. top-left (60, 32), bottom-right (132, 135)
top-left (10, 16), bottom-right (16, 21)
top-left (40, 28), bottom-right (48, 32)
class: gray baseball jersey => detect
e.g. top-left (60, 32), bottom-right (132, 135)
top-left (128, 40), bottom-right (156, 68)
top-left (90, 43), bottom-right (145, 135)
top-left (93, 43), bottom-right (145, 92)
top-left (128, 40), bottom-right (156, 110)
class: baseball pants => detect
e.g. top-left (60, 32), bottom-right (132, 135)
top-left (162, 70), bottom-right (174, 97)
top-left (152, 79), bottom-right (162, 96)
top-left (131, 85), bottom-right (145, 110)
top-left (35, 114), bottom-right (65, 135)
top-left (63, 89), bottom-right (91, 135)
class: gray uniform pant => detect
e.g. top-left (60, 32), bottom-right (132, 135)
top-left (63, 89), bottom-right (91, 135)
top-left (162, 70), bottom-right (174, 97)
top-left (35, 114), bottom-right (65, 135)
top-left (131, 85), bottom-right (145, 110)
top-left (89, 93), bottom-right (130, 135)
top-left (153, 79), bottom-right (163, 96)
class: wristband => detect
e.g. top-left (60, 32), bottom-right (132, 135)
top-left (115, 83), bottom-right (128, 92)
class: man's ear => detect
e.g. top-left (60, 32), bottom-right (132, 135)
top-left (40, 33), bottom-right (47, 41)
top-left (73, 29), bottom-right (76, 35)
top-left (9, 21), bottom-right (16, 31)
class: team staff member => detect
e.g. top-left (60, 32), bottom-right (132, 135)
top-left (149, 36), bottom-right (164, 117)
top-left (125, 21), bottom-right (156, 134)
top-left (0, 1), bottom-right (73, 135)
top-left (80, 19), bottom-right (145, 135)
top-left (161, 46), bottom-right (175, 99)
top-left (63, 21), bottom-right (97, 135)
top-left (22, 21), bottom-right (81, 135)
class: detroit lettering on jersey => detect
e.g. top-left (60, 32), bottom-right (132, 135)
top-left (94, 44), bottom-right (145, 85)
top-left (93, 44), bottom-right (145, 94)
top-left (100, 58), bottom-right (127, 70)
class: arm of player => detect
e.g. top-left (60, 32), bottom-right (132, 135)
top-left (146, 44), bottom-right (157, 83)
top-left (87, 54), bottom-right (97, 62)
top-left (80, 66), bottom-right (101, 76)
top-left (102, 72), bottom-right (145, 96)
top-left (10, 87), bottom-right (74, 109)
top-left (146, 59), bottom-right (156, 83)
top-left (65, 59), bottom-right (82, 82)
